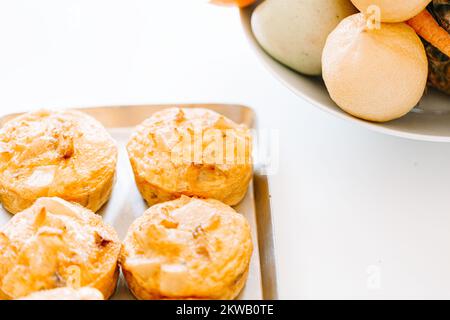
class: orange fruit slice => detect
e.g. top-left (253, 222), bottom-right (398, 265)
top-left (210, 0), bottom-right (256, 8)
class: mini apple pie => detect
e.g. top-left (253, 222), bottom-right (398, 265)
top-left (0, 197), bottom-right (121, 300)
top-left (127, 108), bottom-right (252, 206)
top-left (19, 287), bottom-right (104, 300)
top-left (0, 109), bottom-right (117, 214)
top-left (120, 196), bottom-right (253, 300)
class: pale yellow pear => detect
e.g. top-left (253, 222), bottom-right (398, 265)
top-left (322, 13), bottom-right (428, 122)
top-left (351, 0), bottom-right (432, 22)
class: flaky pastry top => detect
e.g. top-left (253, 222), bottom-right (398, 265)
top-left (0, 110), bottom-right (117, 202)
top-left (0, 197), bottom-right (120, 299)
top-left (121, 196), bottom-right (253, 299)
top-left (127, 108), bottom-right (252, 197)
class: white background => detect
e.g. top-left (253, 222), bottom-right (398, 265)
top-left (2, 0), bottom-right (450, 299)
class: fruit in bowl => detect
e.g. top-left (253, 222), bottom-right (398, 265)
top-left (322, 13), bottom-right (428, 122)
top-left (210, 0), bottom-right (256, 8)
top-left (350, 0), bottom-right (432, 22)
top-left (248, 0), bottom-right (449, 122)
top-left (251, 0), bottom-right (357, 75)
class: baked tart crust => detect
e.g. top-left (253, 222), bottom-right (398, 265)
top-left (127, 108), bottom-right (252, 206)
top-left (0, 109), bottom-right (117, 214)
top-left (0, 197), bottom-right (121, 299)
top-left (120, 196), bottom-right (253, 300)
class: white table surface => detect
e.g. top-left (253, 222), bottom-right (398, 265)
top-left (2, 0), bottom-right (450, 300)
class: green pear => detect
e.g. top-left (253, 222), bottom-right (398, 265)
top-left (251, 0), bottom-right (357, 76)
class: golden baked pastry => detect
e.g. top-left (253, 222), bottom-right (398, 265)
top-left (120, 196), bottom-right (253, 300)
top-left (0, 109), bottom-right (117, 214)
top-left (18, 287), bottom-right (104, 300)
top-left (127, 108), bottom-right (252, 206)
top-left (0, 197), bottom-right (121, 300)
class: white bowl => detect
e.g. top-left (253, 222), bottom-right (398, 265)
top-left (240, 3), bottom-right (450, 142)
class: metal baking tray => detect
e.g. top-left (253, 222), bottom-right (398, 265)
top-left (0, 104), bottom-right (278, 300)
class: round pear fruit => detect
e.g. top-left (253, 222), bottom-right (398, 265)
top-left (351, 0), bottom-right (432, 22)
top-left (322, 13), bottom-right (428, 122)
top-left (252, 0), bottom-right (357, 76)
